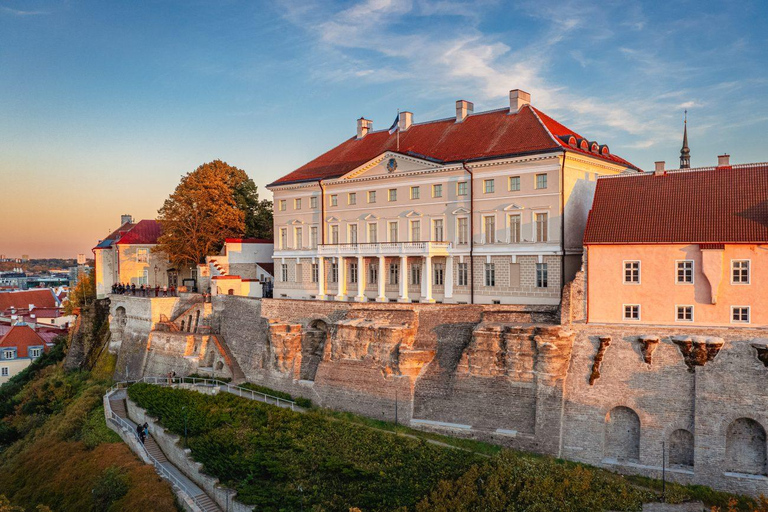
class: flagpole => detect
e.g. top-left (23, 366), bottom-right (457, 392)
top-left (397, 108), bottom-right (400, 152)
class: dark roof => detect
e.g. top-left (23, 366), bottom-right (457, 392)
top-left (0, 325), bottom-right (49, 358)
top-left (257, 262), bottom-right (274, 277)
top-left (584, 163), bottom-right (768, 244)
top-left (115, 220), bottom-right (161, 245)
top-left (269, 104), bottom-right (638, 186)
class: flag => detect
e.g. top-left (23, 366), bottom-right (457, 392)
top-left (388, 114), bottom-right (399, 135)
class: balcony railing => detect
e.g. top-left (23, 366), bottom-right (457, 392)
top-left (316, 241), bottom-right (451, 256)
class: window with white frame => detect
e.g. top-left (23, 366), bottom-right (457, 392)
top-left (433, 219), bottom-right (444, 242)
top-left (389, 263), bottom-right (399, 284)
top-left (509, 176), bottom-right (520, 191)
top-left (434, 263), bottom-right (444, 285)
top-left (508, 215), bottom-right (521, 243)
top-left (331, 262), bottom-right (338, 283)
top-left (280, 228), bottom-right (287, 249)
top-left (732, 306), bottom-right (750, 323)
top-left (484, 263), bottom-right (495, 287)
top-left (330, 225), bottom-right (339, 244)
top-left (732, 260), bottom-right (750, 284)
top-left (535, 212), bottom-right (548, 242)
top-left (311, 263), bottom-right (318, 283)
top-left (368, 190), bottom-right (376, 203)
top-left (432, 184), bottom-right (443, 198)
top-left (140, 269), bottom-right (148, 286)
top-left (623, 304), bottom-right (640, 321)
top-left (295, 198), bottom-right (302, 210)
top-left (388, 189), bottom-right (397, 201)
top-left (294, 227), bottom-right (302, 249)
top-left (348, 224), bottom-right (358, 244)
top-left (458, 263), bottom-right (468, 286)
top-left (535, 173), bottom-right (548, 189)
top-left (350, 262), bottom-right (358, 284)
top-left (137, 248), bottom-right (148, 263)
top-left (676, 305), bottom-right (693, 322)
top-left (457, 217), bottom-right (468, 245)
top-left (348, 192), bottom-right (357, 205)
top-left (330, 195), bottom-right (338, 207)
top-left (483, 216), bottom-right (495, 244)
top-left (410, 220), bottom-right (420, 241)
top-left (410, 186), bottom-right (420, 200)
top-left (310, 227), bottom-right (318, 248)
top-left (279, 200), bottom-right (286, 211)
top-left (310, 196), bottom-right (318, 209)
top-left (536, 263), bottom-right (548, 288)
top-left (677, 261), bottom-right (694, 284)
top-left (281, 264), bottom-right (288, 282)
top-left (410, 264), bottom-right (421, 285)
top-left (368, 223), bottom-right (377, 243)
top-left (484, 179), bottom-right (495, 193)
top-left (624, 261), bottom-right (640, 284)
top-left (1, 367), bottom-right (8, 377)
top-left (457, 181), bottom-right (468, 196)
top-left (389, 222), bottom-right (398, 242)
top-left (30, 347), bottom-right (42, 358)
top-left (369, 263), bottom-right (378, 283)
top-left (3, 350), bottom-right (14, 359)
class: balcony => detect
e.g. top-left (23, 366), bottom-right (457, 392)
top-left (316, 241), bottom-right (452, 257)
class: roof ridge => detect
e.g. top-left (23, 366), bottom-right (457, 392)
top-left (363, 106), bottom-right (518, 135)
top-left (597, 161), bottom-right (768, 180)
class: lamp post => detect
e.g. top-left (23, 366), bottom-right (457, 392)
top-left (153, 265), bottom-right (158, 288)
top-left (661, 440), bottom-right (666, 503)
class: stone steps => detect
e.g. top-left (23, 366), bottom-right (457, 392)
top-left (193, 493), bottom-right (222, 512)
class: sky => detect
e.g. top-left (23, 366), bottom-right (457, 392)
top-left (1, 0), bottom-right (767, 258)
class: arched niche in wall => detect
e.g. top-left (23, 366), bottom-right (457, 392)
top-left (604, 406), bottom-right (641, 463)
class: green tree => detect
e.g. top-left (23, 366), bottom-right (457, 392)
top-left (63, 270), bottom-right (95, 316)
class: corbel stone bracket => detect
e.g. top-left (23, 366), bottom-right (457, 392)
top-left (589, 336), bottom-right (611, 385)
top-left (637, 335), bottom-right (660, 365)
top-left (672, 336), bottom-right (724, 372)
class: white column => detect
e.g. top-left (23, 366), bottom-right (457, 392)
top-left (377, 256), bottom-right (387, 302)
top-left (444, 256), bottom-right (454, 301)
top-left (317, 256), bottom-right (326, 300)
top-left (356, 256), bottom-right (366, 302)
top-left (398, 255), bottom-right (409, 302)
top-left (423, 255), bottom-right (434, 303)
top-left (336, 257), bottom-right (347, 301)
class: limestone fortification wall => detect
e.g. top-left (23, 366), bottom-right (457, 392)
top-left (112, 294), bottom-right (768, 496)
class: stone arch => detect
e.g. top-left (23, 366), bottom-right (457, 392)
top-left (300, 319), bottom-right (330, 381)
top-left (604, 406), bottom-right (641, 462)
top-left (726, 418), bottom-right (767, 475)
top-left (114, 306), bottom-right (127, 329)
top-left (669, 429), bottom-right (694, 467)
top-left (228, 288), bottom-right (235, 295)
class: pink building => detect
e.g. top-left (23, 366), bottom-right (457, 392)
top-left (584, 158), bottom-right (768, 327)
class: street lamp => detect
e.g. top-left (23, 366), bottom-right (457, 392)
top-left (153, 265), bottom-right (158, 288)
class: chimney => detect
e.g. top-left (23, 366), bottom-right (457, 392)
top-left (455, 100), bottom-right (474, 122)
top-left (509, 89), bottom-right (531, 113)
top-left (121, 214), bottom-right (133, 226)
top-left (399, 111), bottom-right (413, 131)
top-left (29, 303), bottom-right (34, 311)
top-left (717, 154), bottom-right (730, 167)
top-left (356, 117), bottom-right (372, 139)
top-left (654, 161), bottom-right (665, 175)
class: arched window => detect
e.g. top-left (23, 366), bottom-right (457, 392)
top-left (726, 418), bottom-right (767, 475)
top-left (669, 429), bottom-right (694, 467)
top-left (604, 406), bottom-right (640, 462)
top-left (228, 289), bottom-right (235, 295)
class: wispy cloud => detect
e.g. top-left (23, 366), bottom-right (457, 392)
top-left (1, 5), bottom-right (51, 15)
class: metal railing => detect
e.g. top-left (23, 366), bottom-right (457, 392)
top-left (315, 241), bottom-right (452, 256)
top-left (104, 387), bottom-right (209, 512)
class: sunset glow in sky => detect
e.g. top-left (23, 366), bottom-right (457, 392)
top-left (2, 0), bottom-right (768, 257)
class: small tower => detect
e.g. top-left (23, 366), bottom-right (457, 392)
top-left (679, 110), bottom-right (690, 169)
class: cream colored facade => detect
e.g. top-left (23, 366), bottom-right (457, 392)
top-left (269, 150), bottom-right (631, 304)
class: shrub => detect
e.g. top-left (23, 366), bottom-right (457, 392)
top-left (92, 466), bottom-right (129, 511)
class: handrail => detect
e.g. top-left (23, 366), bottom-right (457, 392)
top-left (104, 388), bottom-right (208, 511)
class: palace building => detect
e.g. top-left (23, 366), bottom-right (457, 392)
top-left (267, 90), bottom-right (640, 304)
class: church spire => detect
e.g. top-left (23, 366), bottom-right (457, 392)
top-left (680, 110), bottom-right (690, 169)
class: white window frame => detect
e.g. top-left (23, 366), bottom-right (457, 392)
top-left (311, 263), bottom-right (319, 283)
top-left (331, 262), bottom-right (338, 283)
top-left (410, 263), bottom-right (421, 285)
top-left (369, 262), bottom-right (378, 283)
top-left (676, 305), bottom-right (694, 322)
top-left (330, 224), bottom-right (340, 245)
top-left (533, 211), bottom-right (549, 243)
top-left (483, 179), bottom-right (495, 194)
top-left (457, 262), bottom-right (468, 286)
top-left (434, 263), bottom-right (444, 286)
top-left (137, 248), bottom-right (149, 263)
top-left (310, 196), bottom-right (318, 209)
top-left (330, 194), bottom-right (338, 207)
top-left (623, 304), bottom-right (641, 321)
top-left (3, 349), bottom-right (15, 360)
top-left (388, 189), bottom-right (397, 202)
top-left (482, 214), bottom-right (496, 244)
top-left (623, 260), bottom-right (641, 284)
top-left (432, 184), bottom-right (443, 198)
top-left (310, 226), bottom-right (318, 249)
top-left (389, 263), bottom-right (399, 285)
top-left (432, 218), bottom-right (445, 242)
top-left (350, 261), bottom-right (358, 284)
top-left (509, 175), bottom-right (521, 191)
top-left (676, 260), bottom-right (694, 284)
top-left (281, 264), bottom-right (288, 282)
top-left (507, 214), bottom-right (522, 243)
top-left (30, 347), bottom-right (42, 358)
top-left (409, 219), bottom-right (421, 242)
top-left (535, 173), bottom-right (548, 189)
top-left (294, 198), bottom-right (302, 210)
top-left (367, 222), bottom-right (378, 243)
top-left (536, 262), bottom-right (548, 288)
top-left (368, 190), bottom-right (376, 203)
top-left (294, 227), bottom-right (303, 249)
top-left (280, 228), bottom-right (288, 250)
top-left (348, 223), bottom-right (358, 244)
top-left (456, 216), bottom-right (469, 245)
top-left (279, 199), bottom-right (287, 211)
top-left (484, 262), bottom-right (495, 287)
top-left (410, 186), bottom-right (420, 200)
top-left (731, 306), bottom-right (751, 324)
top-left (348, 192), bottom-right (357, 205)
top-left (731, 260), bottom-right (751, 285)
top-left (388, 221), bottom-right (399, 243)
top-left (457, 181), bottom-right (468, 196)
top-left (0, 367), bottom-right (8, 377)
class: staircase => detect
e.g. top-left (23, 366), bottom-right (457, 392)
top-left (194, 494), bottom-right (221, 512)
top-left (208, 259), bottom-right (228, 277)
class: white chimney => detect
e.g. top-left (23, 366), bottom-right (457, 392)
top-left (455, 100), bottom-right (474, 122)
top-left (356, 117), bottom-right (372, 139)
top-left (509, 89), bottom-right (531, 113)
top-left (654, 161), bottom-right (665, 175)
top-left (399, 111), bottom-right (413, 131)
top-left (29, 303), bottom-right (34, 311)
top-left (717, 154), bottom-right (730, 167)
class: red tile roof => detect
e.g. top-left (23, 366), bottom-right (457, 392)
top-left (0, 325), bottom-right (49, 358)
top-left (0, 289), bottom-right (58, 312)
top-left (93, 222), bottom-right (135, 250)
top-left (225, 238), bottom-right (273, 244)
top-left (115, 219), bottom-right (162, 245)
top-left (584, 163), bottom-right (768, 244)
top-left (269, 104), bottom-right (638, 186)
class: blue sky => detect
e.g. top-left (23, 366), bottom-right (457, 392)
top-left (2, 0), bottom-right (767, 257)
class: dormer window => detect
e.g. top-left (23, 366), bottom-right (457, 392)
top-left (579, 139), bottom-right (589, 151)
top-left (2, 350), bottom-right (14, 360)
top-left (590, 142), bottom-right (600, 154)
top-left (600, 144), bottom-right (610, 156)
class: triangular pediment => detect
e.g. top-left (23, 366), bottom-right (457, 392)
top-left (503, 203), bottom-right (524, 211)
top-left (338, 152), bottom-right (441, 180)
top-left (452, 207), bottom-right (470, 215)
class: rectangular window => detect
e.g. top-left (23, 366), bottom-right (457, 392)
top-left (484, 179), bottom-right (495, 193)
top-left (536, 173), bottom-right (548, 189)
top-left (677, 261), bottom-right (694, 284)
top-left (311, 263), bottom-right (318, 283)
top-left (368, 190), bottom-right (376, 203)
top-left (0, 367), bottom-right (7, 377)
top-left (368, 223), bottom-right (377, 243)
top-left (369, 263), bottom-right (378, 284)
top-left (535, 212), bottom-right (548, 242)
top-left (280, 228), bottom-right (287, 249)
top-left (350, 262), bottom-right (358, 284)
top-left (295, 198), bottom-right (302, 210)
top-left (410, 264), bottom-right (421, 285)
top-left (330, 195), bottom-right (338, 207)
top-left (388, 189), bottom-right (397, 201)
top-left (457, 181), bottom-right (468, 196)
top-left (457, 218), bottom-right (468, 245)
top-left (281, 264), bottom-right (288, 282)
top-left (433, 219), bottom-right (444, 242)
top-left (389, 263), bottom-right (399, 285)
top-left (484, 263), bottom-right (495, 287)
top-left (509, 215), bottom-right (521, 243)
top-left (732, 260), bottom-right (750, 284)
top-left (310, 196), bottom-right (318, 209)
top-left (458, 263), bottom-right (468, 286)
top-left (484, 216), bottom-right (495, 244)
top-left (3, 350), bottom-right (14, 360)
top-left (348, 224), bottom-right (358, 244)
top-left (732, 306), bottom-right (750, 323)
top-left (330, 262), bottom-right (338, 283)
top-left (410, 186), bottom-right (420, 200)
top-left (624, 305), bottom-right (640, 321)
top-left (30, 347), bottom-right (42, 358)
top-left (676, 305), bottom-right (693, 322)
top-left (331, 225), bottom-right (339, 244)
top-left (137, 248), bottom-right (148, 263)
top-left (536, 263), bottom-right (548, 288)
top-left (410, 220), bottom-right (420, 241)
top-left (624, 261), bottom-right (640, 284)
top-left (509, 176), bottom-right (520, 191)
top-left (432, 184), bottom-right (443, 198)
top-left (294, 227), bottom-right (302, 249)
top-left (434, 263), bottom-right (444, 286)
top-left (389, 222), bottom-right (398, 242)
top-left (348, 192), bottom-right (357, 205)
top-left (140, 269), bottom-right (148, 285)
top-left (310, 227), bottom-right (318, 248)
top-left (279, 200), bottom-right (286, 211)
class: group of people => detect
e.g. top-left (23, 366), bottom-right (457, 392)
top-left (136, 422), bottom-right (149, 444)
top-left (111, 283), bottom-right (176, 297)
